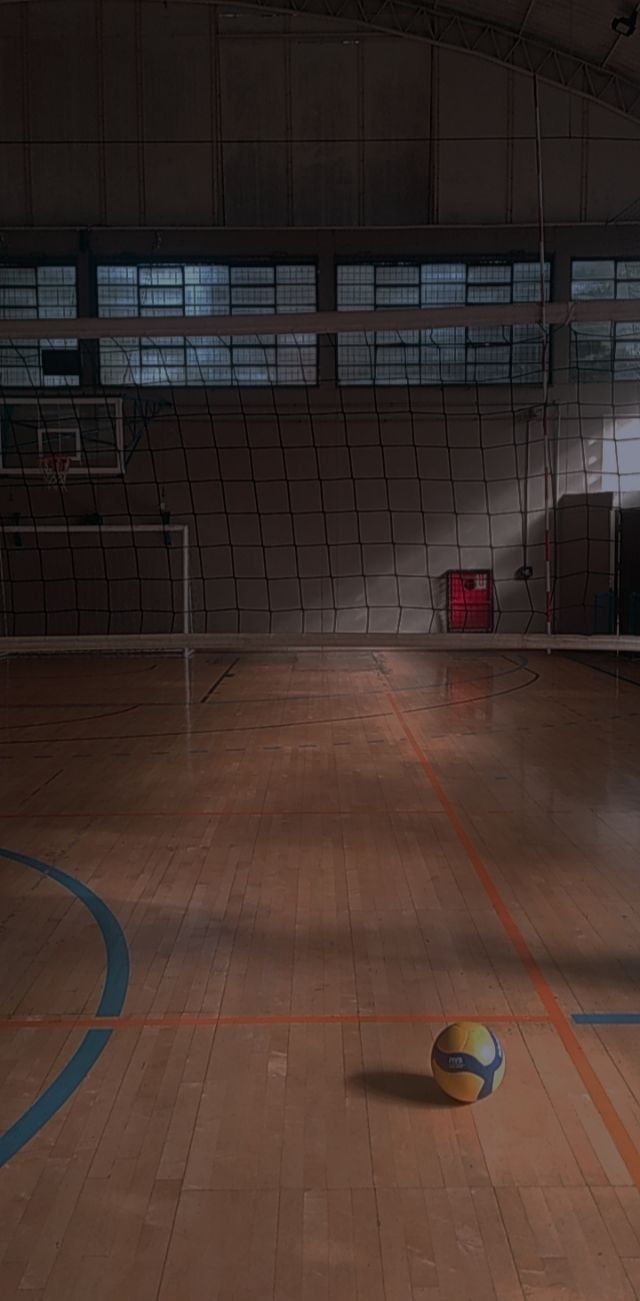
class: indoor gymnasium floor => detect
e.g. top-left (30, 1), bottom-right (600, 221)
top-left (1, 647), bottom-right (640, 1300)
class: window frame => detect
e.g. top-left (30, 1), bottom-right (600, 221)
top-left (0, 260), bottom-right (79, 391)
top-left (571, 257), bottom-right (640, 382)
top-left (335, 256), bottom-right (552, 388)
top-left (95, 257), bottom-right (319, 390)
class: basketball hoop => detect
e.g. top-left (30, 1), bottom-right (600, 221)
top-left (39, 454), bottom-right (72, 490)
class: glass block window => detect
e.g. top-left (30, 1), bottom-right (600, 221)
top-left (0, 266), bottom-right (78, 388)
top-left (336, 261), bottom-right (550, 385)
top-left (571, 260), bottom-right (640, 381)
top-left (96, 263), bottom-right (317, 386)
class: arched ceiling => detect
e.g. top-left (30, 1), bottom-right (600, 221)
top-left (155, 0), bottom-right (640, 125)
top-left (8, 0), bottom-right (640, 123)
top-left (10, 0), bottom-right (640, 81)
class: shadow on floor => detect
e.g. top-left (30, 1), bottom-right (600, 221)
top-left (351, 1070), bottom-right (458, 1108)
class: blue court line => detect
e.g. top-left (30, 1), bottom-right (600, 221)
top-left (0, 846), bottom-right (129, 1168)
top-left (572, 1013), bottom-right (640, 1025)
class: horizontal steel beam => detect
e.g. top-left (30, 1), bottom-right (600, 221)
top-left (0, 300), bottom-right (637, 339)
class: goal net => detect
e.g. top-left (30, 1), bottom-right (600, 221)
top-left (0, 295), bottom-right (639, 649)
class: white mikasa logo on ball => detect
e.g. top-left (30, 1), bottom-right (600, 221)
top-left (449, 1056), bottom-right (464, 1068)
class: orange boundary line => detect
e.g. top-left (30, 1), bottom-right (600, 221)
top-left (0, 1012), bottom-right (551, 1031)
top-left (387, 691), bottom-right (640, 1188)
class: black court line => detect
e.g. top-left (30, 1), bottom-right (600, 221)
top-left (404, 664), bottom-right (540, 712)
top-left (16, 767), bottom-right (64, 804)
top-left (0, 705), bottom-right (140, 732)
top-left (0, 673), bottom-right (539, 744)
top-left (566, 653), bottom-right (640, 691)
top-left (0, 655), bottom-right (530, 711)
top-left (0, 703), bottom-right (147, 709)
top-left (199, 655), bottom-right (241, 704)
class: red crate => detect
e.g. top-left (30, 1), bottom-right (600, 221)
top-left (447, 570), bottom-right (493, 632)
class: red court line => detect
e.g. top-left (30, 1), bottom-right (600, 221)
top-left (387, 691), bottom-right (640, 1188)
top-left (0, 1011), bottom-right (551, 1031)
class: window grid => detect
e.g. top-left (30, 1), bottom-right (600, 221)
top-left (0, 267), bottom-right (78, 389)
top-left (97, 264), bottom-right (317, 386)
top-left (336, 261), bottom-right (550, 386)
top-left (571, 259), bottom-right (640, 381)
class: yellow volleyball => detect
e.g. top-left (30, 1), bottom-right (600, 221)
top-left (431, 1022), bottom-right (506, 1103)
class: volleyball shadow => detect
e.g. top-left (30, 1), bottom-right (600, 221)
top-left (351, 1070), bottom-right (458, 1108)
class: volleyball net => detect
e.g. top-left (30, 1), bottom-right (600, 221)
top-left (0, 299), bottom-right (638, 650)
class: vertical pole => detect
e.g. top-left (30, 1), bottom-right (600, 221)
top-left (182, 524), bottom-right (190, 642)
top-left (181, 525), bottom-right (192, 744)
top-left (614, 507), bottom-right (622, 641)
top-left (543, 407), bottom-right (553, 640)
top-left (553, 401), bottom-right (562, 636)
top-left (0, 535), bottom-right (8, 638)
top-left (533, 75), bottom-right (553, 646)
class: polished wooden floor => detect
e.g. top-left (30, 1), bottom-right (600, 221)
top-left (2, 648), bottom-right (640, 1299)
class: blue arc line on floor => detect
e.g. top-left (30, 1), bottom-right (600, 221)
top-left (572, 1013), bottom-right (640, 1025)
top-left (0, 846), bottom-right (130, 1168)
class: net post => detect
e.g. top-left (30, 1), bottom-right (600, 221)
top-left (534, 73), bottom-right (553, 654)
top-left (543, 408), bottom-right (553, 646)
top-left (0, 534), bottom-right (7, 638)
top-left (181, 524), bottom-right (191, 648)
